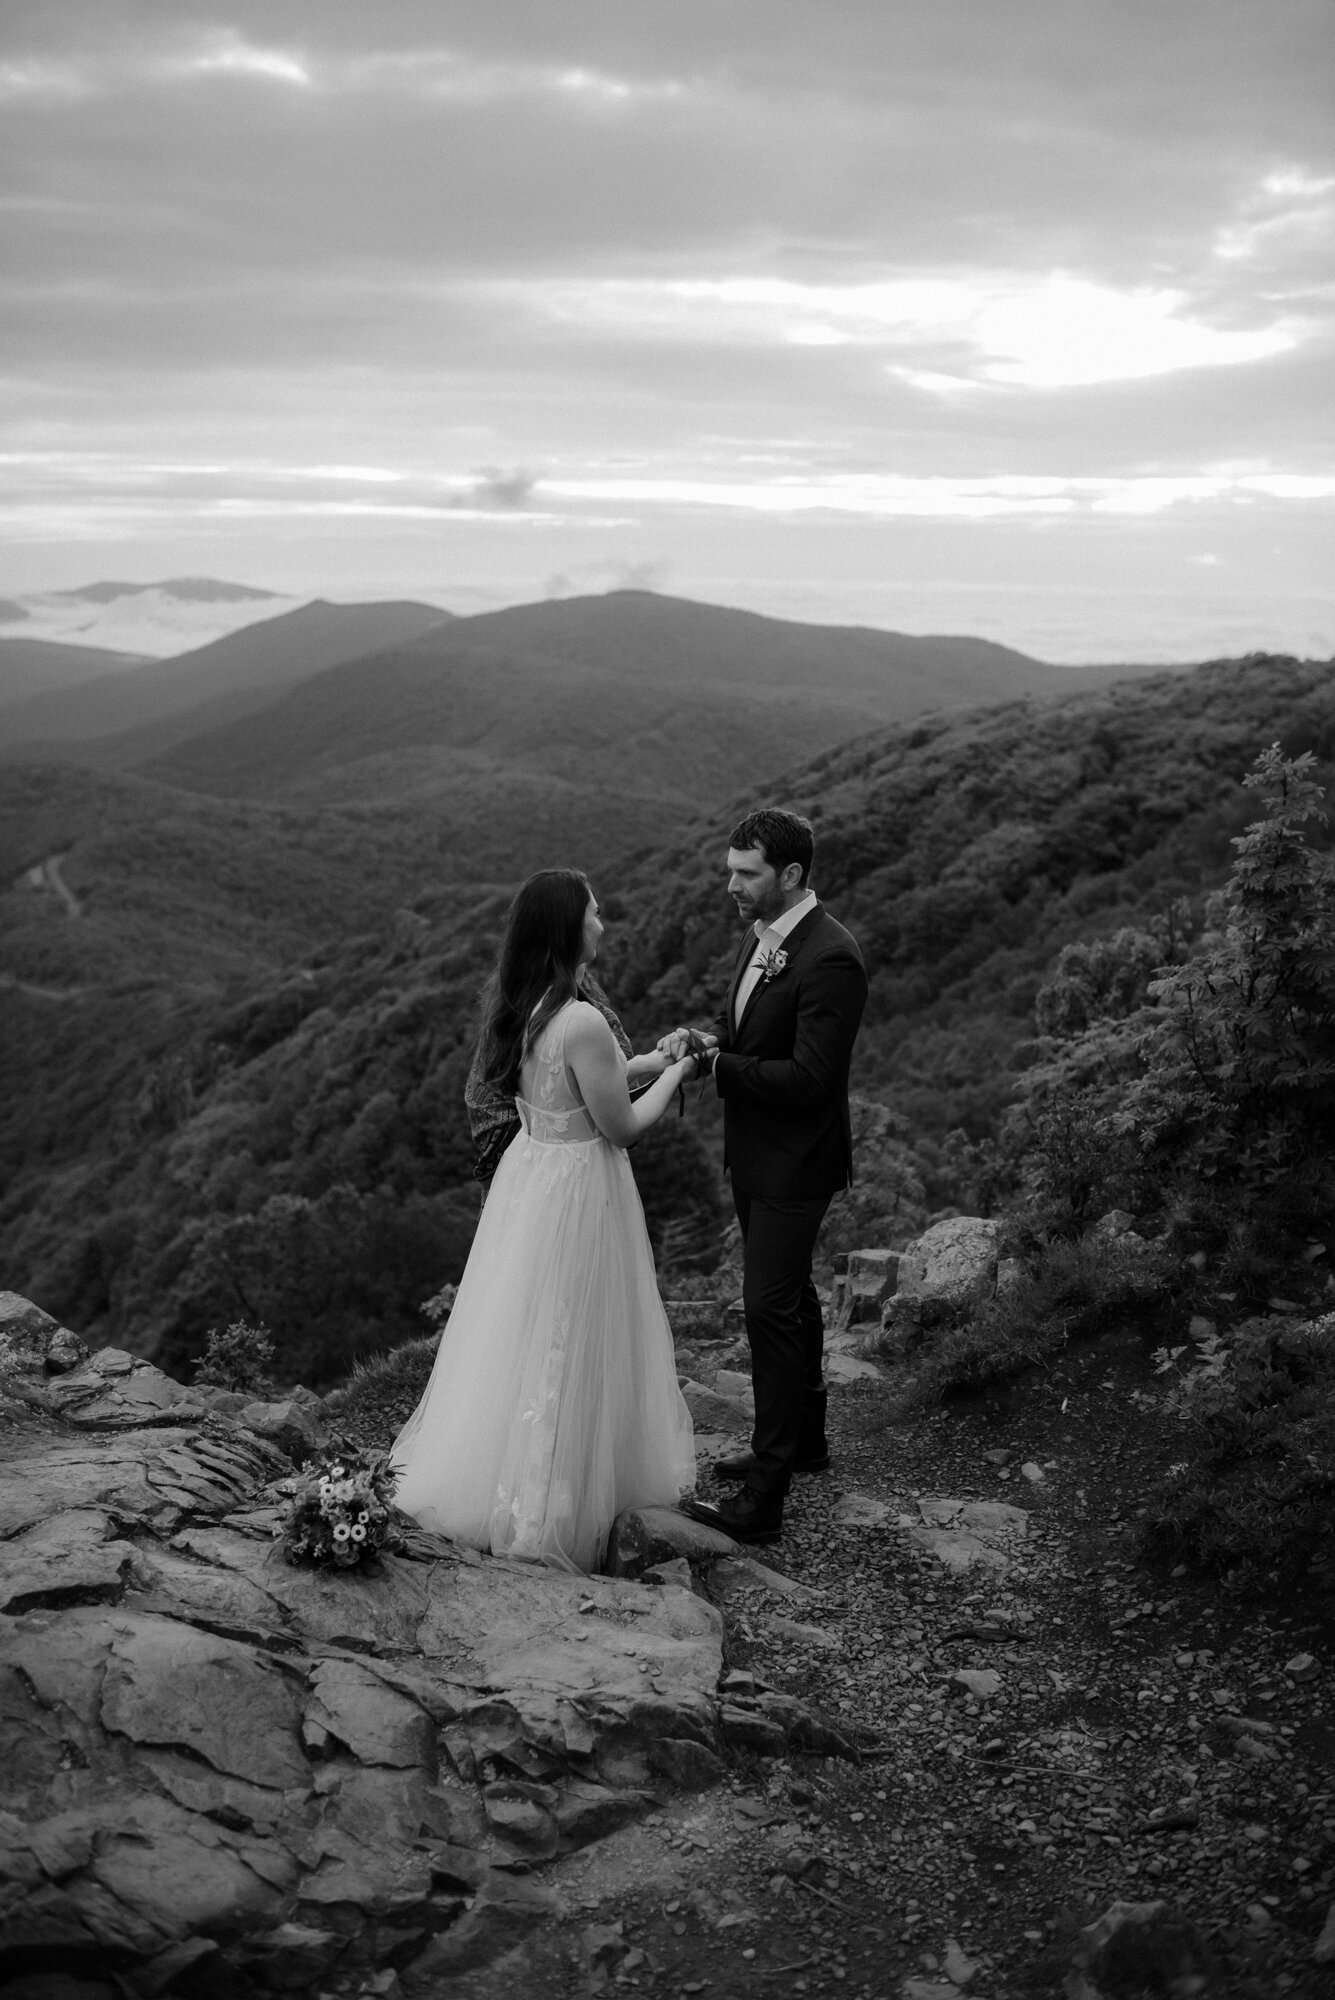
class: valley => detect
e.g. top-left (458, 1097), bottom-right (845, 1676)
top-left (0, 584), bottom-right (1330, 1389)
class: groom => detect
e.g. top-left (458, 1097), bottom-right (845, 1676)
top-left (664, 807), bottom-right (867, 1545)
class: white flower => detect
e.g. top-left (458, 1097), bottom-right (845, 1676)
top-left (351, 1523), bottom-right (366, 1541)
top-left (332, 1522), bottom-right (351, 1542)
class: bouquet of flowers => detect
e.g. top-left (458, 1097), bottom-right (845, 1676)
top-left (280, 1441), bottom-right (404, 1571)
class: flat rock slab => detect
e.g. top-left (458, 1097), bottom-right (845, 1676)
top-left (44, 1348), bottom-right (209, 1427)
top-left (100, 1614), bottom-right (310, 1787)
top-left (905, 1496), bottom-right (1029, 1575)
top-left (826, 1350), bottom-right (886, 1383)
top-left (422, 1562), bottom-right (724, 1709)
top-left (678, 1379), bottom-right (752, 1433)
top-left (0, 1508), bottom-right (139, 1615)
top-left (0, 1428), bottom-right (282, 1539)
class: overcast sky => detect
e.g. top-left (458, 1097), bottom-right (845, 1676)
top-left (3, 0), bottom-right (1333, 660)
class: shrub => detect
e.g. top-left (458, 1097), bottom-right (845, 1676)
top-left (891, 1231), bottom-right (1178, 1408)
top-left (1130, 745), bottom-right (1335, 1255)
top-left (193, 1318), bottom-right (276, 1396)
top-left (1143, 1310), bottom-right (1335, 1590)
top-left (1009, 746), bottom-right (1335, 1275)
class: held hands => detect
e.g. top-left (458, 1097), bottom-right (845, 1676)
top-left (656, 1027), bottom-right (719, 1075)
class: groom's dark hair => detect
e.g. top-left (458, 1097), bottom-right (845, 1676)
top-left (730, 807), bottom-right (814, 888)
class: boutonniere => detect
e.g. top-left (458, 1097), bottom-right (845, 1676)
top-left (757, 946), bottom-right (789, 984)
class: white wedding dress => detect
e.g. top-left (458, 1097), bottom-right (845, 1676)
top-left (391, 1000), bottom-right (696, 1572)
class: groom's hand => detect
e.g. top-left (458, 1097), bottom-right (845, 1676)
top-left (658, 1027), bottom-right (718, 1075)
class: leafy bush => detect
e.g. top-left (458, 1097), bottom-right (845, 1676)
top-left (891, 1230), bottom-right (1178, 1408)
top-left (1143, 1311), bottom-right (1335, 1589)
top-left (193, 1318), bottom-right (276, 1396)
top-left (1008, 746), bottom-right (1335, 1283)
top-left (1128, 744), bottom-right (1335, 1259)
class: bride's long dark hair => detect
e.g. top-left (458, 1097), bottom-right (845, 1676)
top-left (477, 868), bottom-right (592, 1094)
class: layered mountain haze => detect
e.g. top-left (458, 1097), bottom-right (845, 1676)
top-left (0, 598), bottom-right (451, 759)
top-left (136, 589), bottom-right (1160, 810)
top-left (0, 576), bottom-right (294, 660)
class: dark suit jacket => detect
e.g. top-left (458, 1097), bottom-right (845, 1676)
top-left (712, 902), bottom-right (868, 1203)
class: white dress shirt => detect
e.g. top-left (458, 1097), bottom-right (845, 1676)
top-left (732, 890), bottom-right (817, 1030)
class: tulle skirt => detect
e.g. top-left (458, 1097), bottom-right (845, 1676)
top-left (391, 1128), bottom-right (696, 1572)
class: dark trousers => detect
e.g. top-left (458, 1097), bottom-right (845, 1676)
top-left (733, 1187), bottom-right (831, 1498)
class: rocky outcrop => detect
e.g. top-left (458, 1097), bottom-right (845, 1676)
top-left (0, 1289), bottom-right (89, 1378)
top-left (0, 1299), bottom-right (853, 1993)
top-left (896, 1217), bottom-right (998, 1309)
top-left (831, 1248), bottom-right (900, 1327)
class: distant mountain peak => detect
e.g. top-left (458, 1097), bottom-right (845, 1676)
top-left (57, 578), bottom-right (280, 606)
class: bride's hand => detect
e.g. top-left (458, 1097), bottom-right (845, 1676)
top-left (626, 1049), bottom-right (671, 1082)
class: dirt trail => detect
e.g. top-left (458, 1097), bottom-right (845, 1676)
top-left (22, 853), bottom-right (82, 918)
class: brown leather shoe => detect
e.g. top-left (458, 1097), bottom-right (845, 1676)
top-left (713, 1446), bottom-right (831, 1480)
top-left (682, 1489), bottom-right (783, 1545)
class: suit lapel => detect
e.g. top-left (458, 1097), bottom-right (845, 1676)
top-left (733, 903), bottom-right (824, 1038)
top-left (726, 929), bottom-right (755, 1037)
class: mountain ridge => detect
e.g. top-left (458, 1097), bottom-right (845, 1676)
top-left (0, 598), bottom-right (451, 755)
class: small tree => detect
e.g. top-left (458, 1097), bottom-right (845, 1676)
top-left (194, 1319), bottom-right (276, 1396)
top-left (1008, 924), bottom-right (1180, 1229)
top-left (1131, 744), bottom-right (1335, 1249)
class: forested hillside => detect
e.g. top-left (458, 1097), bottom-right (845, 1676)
top-left (1, 647), bottom-right (1330, 1385)
top-left (606, 653), bottom-right (1335, 1143)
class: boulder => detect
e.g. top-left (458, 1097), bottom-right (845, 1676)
top-left (679, 1378), bottom-right (752, 1433)
top-left (1067, 1898), bottom-right (1211, 1998)
top-left (238, 1395), bottom-right (327, 1462)
top-left (832, 1249), bottom-right (900, 1326)
top-left (950, 1668), bottom-right (1002, 1701)
top-left (896, 1217), bottom-right (998, 1307)
top-left (0, 1292), bottom-right (88, 1377)
top-left (712, 1367), bottom-right (756, 1414)
top-left (606, 1504), bottom-right (740, 1578)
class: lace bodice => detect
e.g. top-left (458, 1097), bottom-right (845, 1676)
top-left (516, 1002), bottom-right (603, 1144)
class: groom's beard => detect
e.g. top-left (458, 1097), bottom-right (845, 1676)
top-left (734, 890), bottom-right (785, 927)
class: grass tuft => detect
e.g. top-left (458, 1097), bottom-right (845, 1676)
top-left (320, 1332), bottom-right (440, 1452)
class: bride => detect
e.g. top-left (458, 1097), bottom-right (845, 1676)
top-left (392, 868), bottom-right (697, 1572)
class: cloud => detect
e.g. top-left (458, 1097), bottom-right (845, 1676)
top-left (501, 271), bottom-right (1303, 390)
top-left (452, 468), bottom-right (539, 512)
top-left (0, 0), bottom-right (1331, 657)
top-left (161, 36), bottom-right (314, 89)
